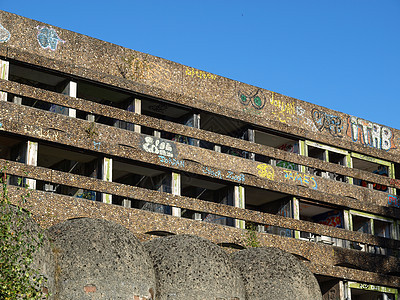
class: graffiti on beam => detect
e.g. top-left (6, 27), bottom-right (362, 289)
top-left (125, 55), bottom-right (173, 89)
top-left (257, 163), bottom-right (275, 180)
top-left (311, 108), bottom-right (343, 137)
top-left (347, 116), bottom-right (396, 151)
top-left (389, 178), bottom-right (400, 189)
top-left (270, 93), bottom-right (295, 123)
top-left (202, 166), bottom-right (245, 183)
top-left (37, 26), bottom-right (65, 51)
top-left (296, 106), bottom-right (317, 132)
top-left (0, 23), bottom-right (10, 43)
top-left (185, 67), bottom-right (217, 80)
top-left (388, 195), bottom-right (399, 208)
top-left (238, 89), bottom-right (267, 111)
top-left (141, 136), bottom-right (176, 158)
top-left (158, 155), bottom-right (185, 168)
top-left (283, 170), bottom-right (318, 190)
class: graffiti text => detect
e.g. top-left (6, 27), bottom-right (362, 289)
top-left (283, 170), bottom-right (318, 190)
top-left (312, 109), bottom-right (343, 137)
top-left (37, 26), bottom-right (65, 51)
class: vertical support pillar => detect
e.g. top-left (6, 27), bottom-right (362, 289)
top-left (234, 186), bottom-right (245, 229)
top-left (134, 98), bottom-right (141, 133)
top-left (171, 172), bottom-right (181, 217)
top-left (50, 81), bottom-right (77, 116)
top-left (101, 157), bottom-right (112, 204)
top-left (25, 141), bottom-right (38, 190)
top-left (192, 113), bottom-right (200, 147)
top-left (247, 129), bottom-right (255, 160)
top-left (0, 59), bottom-right (9, 101)
top-left (293, 197), bottom-right (300, 239)
top-left (299, 140), bottom-right (306, 173)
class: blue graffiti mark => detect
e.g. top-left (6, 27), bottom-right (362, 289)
top-left (226, 170), bottom-right (245, 183)
top-left (0, 123), bottom-right (3, 129)
top-left (93, 141), bottom-right (101, 150)
top-left (37, 26), bottom-right (65, 51)
top-left (158, 155), bottom-right (185, 168)
top-left (202, 166), bottom-right (223, 180)
top-left (203, 166), bottom-right (245, 183)
top-left (0, 23), bottom-right (10, 43)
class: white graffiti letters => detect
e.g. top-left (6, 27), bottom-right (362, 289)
top-left (142, 136), bottom-right (175, 157)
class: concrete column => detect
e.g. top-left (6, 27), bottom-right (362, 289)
top-left (0, 59), bottom-right (9, 101)
top-left (50, 81), bottom-right (77, 117)
top-left (247, 128), bottom-right (255, 160)
top-left (25, 141), bottom-right (38, 190)
top-left (134, 98), bottom-right (141, 133)
top-left (234, 186), bottom-right (245, 229)
top-left (122, 199), bottom-right (131, 208)
top-left (101, 157), bottom-right (112, 204)
top-left (293, 197), bottom-right (300, 239)
top-left (171, 172), bottom-right (181, 217)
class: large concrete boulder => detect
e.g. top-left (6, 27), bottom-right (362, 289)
top-left (144, 234), bottom-right (246, 300)
top-left (232, 247), bottom-right (322, 300)
top-left (48, 218), bottom-right (155, 299)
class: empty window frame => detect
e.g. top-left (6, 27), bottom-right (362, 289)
top-left (254, 129), bottom-right (300, 167)
top-left (245, 186), bottom-right (293, 237)
top-left (349, 210), bottom-right (396, 255)
top-left (345, 281), bottom-right (398, 300)
top-left (180, 172), bottom-right (235, 226)
top-left (351, 152), bottom-right (394, 194)
top-left (296, 199), bottom-right (345, 247)
top-left (304, 141), bottom-right (349, 182)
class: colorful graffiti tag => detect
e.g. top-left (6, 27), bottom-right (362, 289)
top-left (276, 143), bottom-right (299, 170)
top-left (311, 108), bottom-right (343, 137)
top-left (388, 195), bottom-right (399, 208)
top-left (283, 170), bottom-right (318, 190)
top-left (257, 163), bottom-right (275, 180)
top-left (158, 155), bottom-right (185, 168)
top-left (347, 116), bottom-right (396, 151)
top-left (238, 89), bottom-right (267, 110)
top-left (0, 23), bottom-right (10, 42)
top-left (37, 26), bottom-right (65, 51)
top-left (270, 93), bottom-right (295, 123)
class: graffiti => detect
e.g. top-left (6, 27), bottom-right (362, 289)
top-left (141, 136), bottom-right (176, 158)
top-left (276, 143), bottom-right (298, 171)
top-left (238, 89), bottom-right (267, 110)
top-left (23, 124), bottom-right (60, 140)
top-left (93, 141), bottom-right (101, 150)
top-left (390, 178), bottom-right (400, 189)
top-left (388, 195), bottom-right (399, 208)
top-left (158, 155), bottom-right (185, 168)
top-left (257, 164), bottom-right (274, 180)
top-left (125, 55), bottom-right (173, 89)
top-left (270, 93), bottom-right (295, 123)
top-left (227, 170), bottom-right (245, 183)
top-left (202, 166), bottom-right (222, 179)
top-left (312, 210), bottom-right (343, 228)
top-left (311, 109), bottom-right (343, 137)
top-left (185, 67), bottom-right (216, 80)
top-left (202, 166), bottom-right (245, 183)
top-left (37, 26), bottom-right (65, 51)
top-left (283, 170), bottom-right (318, 190)
top-left (0, 23), bottom-right (10, 42)
top-left (347, 116), bottom-right (396, 151)
top-left (296, 106), bottom-right (318, 132)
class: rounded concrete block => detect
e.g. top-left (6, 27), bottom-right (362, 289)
top-left (232, 247), bottom-right (322, 300)
top-left (48, 218), bottom-right (155, 299)
top-left (144, 234), bottom-right (246, 300)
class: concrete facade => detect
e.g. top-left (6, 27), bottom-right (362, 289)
top-left (0, 9), bottom-right (399, 299)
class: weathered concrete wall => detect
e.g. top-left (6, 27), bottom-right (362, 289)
top-left (0, 10), bottom-right (399, 163)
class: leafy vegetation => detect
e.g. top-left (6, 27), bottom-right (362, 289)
top-left (0, 170), bottom-right (48, 299)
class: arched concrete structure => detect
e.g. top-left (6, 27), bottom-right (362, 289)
top-left (48, 218), bottom-right (156, 299)
top-left (144, 234), bottom-right (246, 300)
top-left (232, 247), bottom-right (323, 300)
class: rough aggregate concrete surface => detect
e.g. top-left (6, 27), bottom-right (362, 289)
top-left (232, 247), bottom-right (323, 300)
top-left (47, 218), bottom-right (156, 299)
top-left (144, 234), bottom-right (246, 300)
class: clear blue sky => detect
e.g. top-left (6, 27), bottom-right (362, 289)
top-left (2, 0), bottom-right (400, 129)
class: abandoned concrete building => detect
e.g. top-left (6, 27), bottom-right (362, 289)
top-left (1, 10), bottom-right (400, 299)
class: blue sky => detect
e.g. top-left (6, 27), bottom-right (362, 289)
top-left (2, 0), bottom-right (399, 129)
